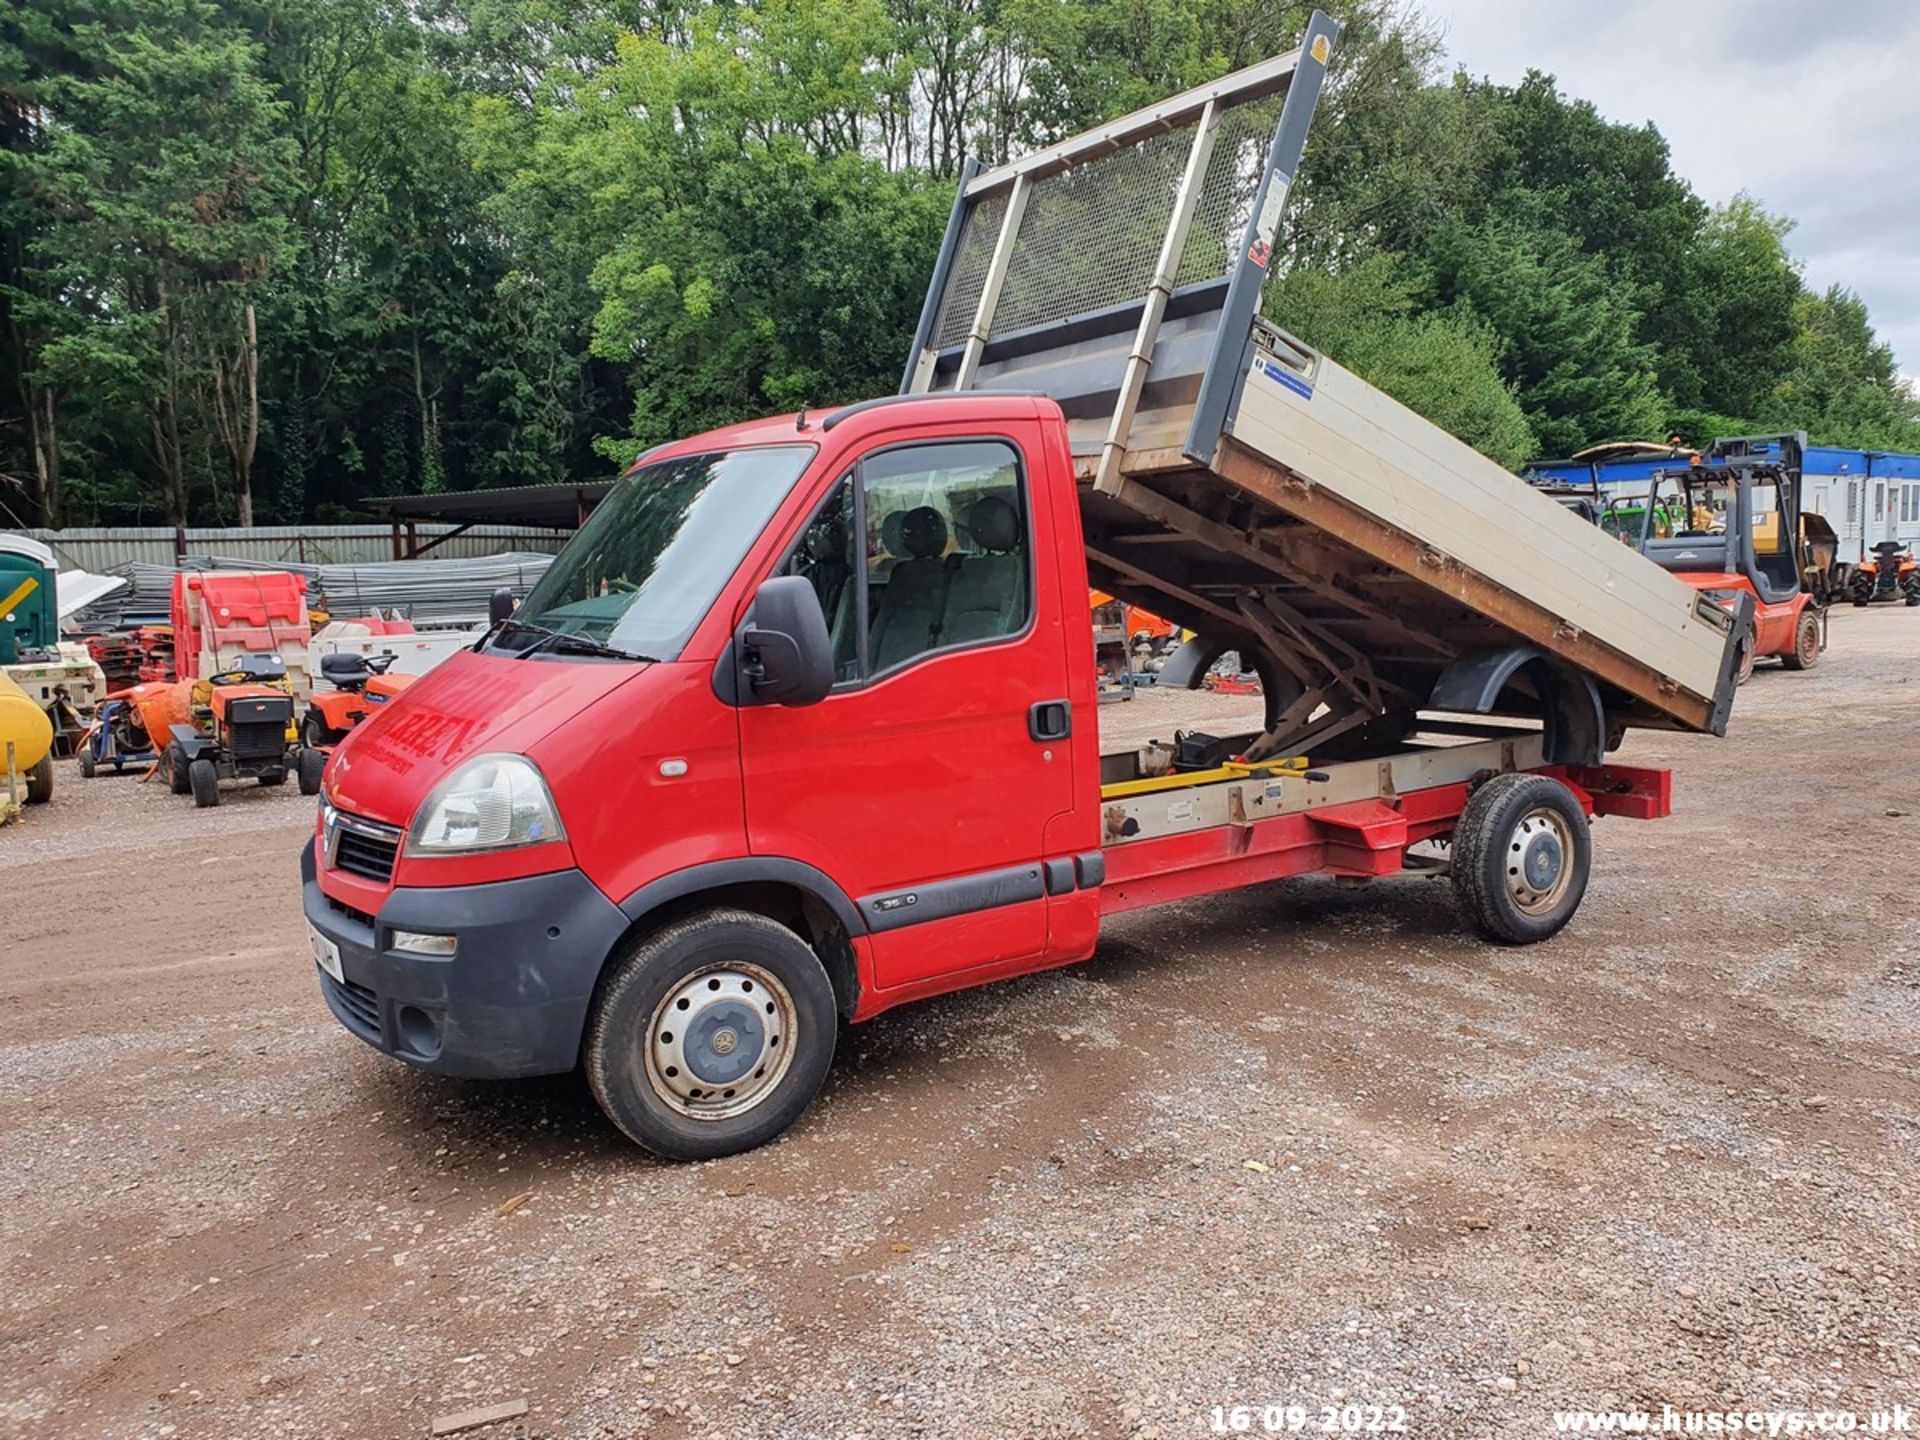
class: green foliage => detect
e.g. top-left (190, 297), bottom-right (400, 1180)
top-left (1419, 219), bottom-right (1667, 456)
top-left (1, 0), bottom-right (1916, 528)
top-left (1268, 255), bottom-right (1533, 467)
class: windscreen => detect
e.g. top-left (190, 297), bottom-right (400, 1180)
top-left (510, 445), bottom-right (814, 659)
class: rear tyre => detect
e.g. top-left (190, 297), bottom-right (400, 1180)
top-left (1781, 609), bottom-right (1821, 670)
top-left (297, 746), bottom-right (327, 796)
top-left (1735, 643), bottom-right (1756, 685)
top-left (1450, 773), bottom-right (1591, 944)
top-left (24, 753), bottom-right (54, 805)
top-left (78, 748), bottom-right (97, 779)
top-left (585, 908), bottom-right (838, 1161)
top-left (165, 741), bottom-right (192, 795)
top-left (188, 756), bottom-right (220, 808)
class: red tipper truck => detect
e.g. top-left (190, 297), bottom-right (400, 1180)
top-left (303, 13), bottom-right (1749, 1159)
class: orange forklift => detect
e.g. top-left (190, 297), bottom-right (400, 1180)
top-left (1635, 458), bottom-right (1822, 681)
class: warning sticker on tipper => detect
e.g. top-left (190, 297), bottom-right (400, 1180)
top-left (1247, 176), bottom-right (1292, 268)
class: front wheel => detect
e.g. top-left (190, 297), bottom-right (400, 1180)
top-left (584, 908), bottom-right (838, 1161)
top-left (1450, 773), bottom-right (1591, 944)
top-left (78, 748), bottom-right (97, 780)
top-left (297, 746), bottom-right (327, 796)
top-left (188, 756), bottom-right (220, 808)
top-left (1781, 609), bottom-right (1822, 670)
top-left (165, 740), bottom-right (192, 795)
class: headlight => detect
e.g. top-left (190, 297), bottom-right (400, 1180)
top-left (407, 754), bottom-right (565, 855)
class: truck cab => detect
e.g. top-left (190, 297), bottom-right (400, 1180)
top-left (306, 395), bottom-right (1109, 1155)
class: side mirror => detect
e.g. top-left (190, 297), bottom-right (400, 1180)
top-left (489, 587), bottom-right (516, 625)
top-left (738, 575), bottom-right (833, 707)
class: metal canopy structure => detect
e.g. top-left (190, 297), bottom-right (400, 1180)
top-left (902, 11), bottom-right (1340, 488)
top-left (367, 483), bottom-right (612, 558)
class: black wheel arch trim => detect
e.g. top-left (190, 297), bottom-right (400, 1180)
top-left (618, 857), bottom-right (867, 939)
top-left (1427, 646), bottom-right (1607, 766)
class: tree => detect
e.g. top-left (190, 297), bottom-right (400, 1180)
top-left (1269, 253), bottom-right (1534, 466)
top-left (1421, 219), bottom-right (1666, 455)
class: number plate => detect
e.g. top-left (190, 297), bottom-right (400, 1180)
top-left (309, 926), bottom-right (344, 983)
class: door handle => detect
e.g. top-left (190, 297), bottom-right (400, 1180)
top-left (1028, 699), bottom-right (1071, 742)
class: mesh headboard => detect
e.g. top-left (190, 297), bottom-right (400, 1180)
top-left (901, 11), bottom-right (1340, 476)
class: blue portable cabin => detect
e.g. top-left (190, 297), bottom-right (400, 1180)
top-left (1525, 438), bottom-right (1920, 566)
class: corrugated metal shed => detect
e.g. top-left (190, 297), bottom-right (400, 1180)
top-left (10, 525), bottom-right (566, 571)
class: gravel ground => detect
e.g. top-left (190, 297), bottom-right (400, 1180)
top-left (2, 606), bottom-right (1917, 1440)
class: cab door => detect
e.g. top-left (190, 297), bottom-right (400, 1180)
top-left (737, 422), bottom-right (1079, 993)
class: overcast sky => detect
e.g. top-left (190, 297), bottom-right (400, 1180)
top-left (1426, 0), bottom-right (1920, 382)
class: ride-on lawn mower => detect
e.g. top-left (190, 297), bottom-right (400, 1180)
top-left (296, 651), bottom-right (416, 790)
top-left (1850, 541), bottom-right (1920, 606)
top-left (159, 654), bottom-right (317, 807)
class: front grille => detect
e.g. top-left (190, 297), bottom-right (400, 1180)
top-left (322, 971), bottom-right (381, 1039)
top-left (328, 808), bottom-right (401, 884)
top-left (229, 718), bottom-right (289, 762)
top-left (335, 827), bottom-right (398, 882)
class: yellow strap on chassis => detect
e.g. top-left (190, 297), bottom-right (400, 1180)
top-left (1099, 755), bottom-right (1309, 801)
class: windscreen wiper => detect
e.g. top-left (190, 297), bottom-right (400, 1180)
top-left (519, 628), bottom-right (659, 664)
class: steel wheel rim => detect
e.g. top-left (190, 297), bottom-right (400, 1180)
top-left (644, 961), bottom-right (797, 1121)
top-left (1798, 618), bottom-right (1819, 665)
top-left (1505, 806), bottom-right (1575, 916)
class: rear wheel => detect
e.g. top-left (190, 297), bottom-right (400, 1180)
top-left (188, 756), bottom-right (220, 808)
top-left (1735, 643), bottom-right (1757, 685)
top-left (1781, 609), bottom-right (1822, 670)
top-left (77, 748), bottom-right (97, 779)
top-left (24, 753), bottom-right (54, 805)
top-left (165, 740), bottom-right (192, 795)
top-left (1450, 773), bottom-right (1591, 944)
top-left (585, 908), bottom-right (838, 1161)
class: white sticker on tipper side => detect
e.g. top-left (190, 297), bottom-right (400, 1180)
top-left (1167, 799), bottom-right (1196, 824)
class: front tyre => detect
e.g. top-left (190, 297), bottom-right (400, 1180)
top-left (165, 740), bottom-right (192, 795)
top-left (1450, 773), bottom-right (1591, 944)
top-left (297, 746), bottom-right (327, 796)
top-left (585, 908), bottom-right (838, 1161)
top-left (1781, 609), bottom-right (1822, 670)
top-left (188, 756), bottom-right (220, 808)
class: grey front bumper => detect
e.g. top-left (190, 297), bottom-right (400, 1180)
top-left (300, 841), bottom-right (630, 1079)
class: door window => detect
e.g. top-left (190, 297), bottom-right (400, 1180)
top-left (777, 471), bottom-right (861, 682)
top-left (861, 441), bottom-right (1030, 677)
top-left (770, 439), bottom-right (1033, 687)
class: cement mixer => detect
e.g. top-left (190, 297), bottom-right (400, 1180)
top-left (0, 669), bottom-right (55, 811)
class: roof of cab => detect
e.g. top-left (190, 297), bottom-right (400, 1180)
top-left (635, 392), bottom-right (1052, 468)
